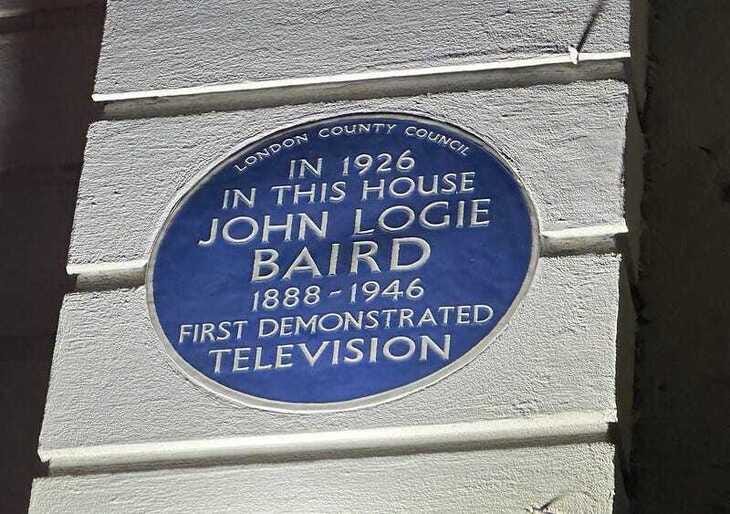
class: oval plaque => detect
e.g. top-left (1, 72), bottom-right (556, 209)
top-left (148, 112), bottom-right (538, 412)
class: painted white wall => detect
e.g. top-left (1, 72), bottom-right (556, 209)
top-left (31, 442), bottom-right (616, 514)
top-left (95, 0), bottom-right (630, 92)
top-left (41, 255), bottom-right (619, 449)
top-left (70, 83), bottom-right (627, 265)
top-left (32, 1), bottom-right (631, 511)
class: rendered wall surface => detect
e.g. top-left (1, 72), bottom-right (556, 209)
top-left (28, 2), bottom-right (632, 512)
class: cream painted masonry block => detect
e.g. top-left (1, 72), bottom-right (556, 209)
top-left (95, 0), bottom-right (630, 92)
top-left (41, 255), bottom-right (618, 450)
top-left (71, 82), bottom-right (628, 265)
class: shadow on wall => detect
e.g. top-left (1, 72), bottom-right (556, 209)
top-left (0, 2), bottom-right (103, 512)
top-left (632, 1), bottom-right (730, 513)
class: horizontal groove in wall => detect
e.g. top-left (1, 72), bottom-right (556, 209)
top-left (67, 223), bottom-right (627, 292)
top-left (41, 409), bottom-right (615, 476)
top-left (93, 51), bottom-right (630, 120)
top-left (69, 259), bottom-right (147, 292)
top-left (540, 222), bottom-right (627, 257)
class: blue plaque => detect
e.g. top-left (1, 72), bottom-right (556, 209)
top-left (148, 112), bottom-right (538, 412)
